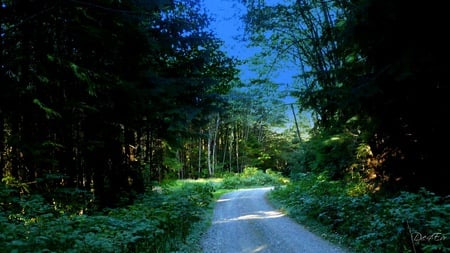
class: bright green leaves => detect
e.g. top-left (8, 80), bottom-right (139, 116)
top-left (271, 175), bottom-right (450, 253)
top-left (69, 62), bottom-right (99, 96)
top-left (33, 98), bottom-right (62, 119)
top-left (0, 181), bottom-right (216, 252)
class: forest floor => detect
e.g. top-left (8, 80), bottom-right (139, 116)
top-left (200, 187), bottom-right (349, 253)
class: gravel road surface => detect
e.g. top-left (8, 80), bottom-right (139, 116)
top-left (201, 187), bottom-right (348, 253)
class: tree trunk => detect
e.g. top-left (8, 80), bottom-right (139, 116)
top-left (222, 127), bottom-right (228, 170)
top-left (234, 124), bottom-right (240, 173)
top-left (290, 104), bottom-right (302, 142)
top-left (212, 114), bottom-right (220, 175)
top-left (0, 110), bottom-right (4, 178)
top-left (207, 128), bottom-right (212, 176)
top-left (198, 135), bottom-right (202, 177)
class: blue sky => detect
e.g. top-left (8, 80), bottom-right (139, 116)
top-left (202, 0), bottom-right (297, 94)
top-left (202, 0), bottom-right (248, 59)
top-left (202, 0), bottom-right (300, 131)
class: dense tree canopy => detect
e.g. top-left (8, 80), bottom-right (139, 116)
top-left (240, 0), bottom-right (449, 194)
top-left (1, 1), bottom-right (449, 252)
top-left (1, 0), bottom-right (449, 210)
top-left (0, 0), bottom-right (237, 207)
top-left (344, 0), bottom-right (450, 193)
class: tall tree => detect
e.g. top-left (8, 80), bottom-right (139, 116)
top-left (241, 0), bottom-right (450, 194)
top-left (1, 0), bottom-right (237, 207)
top-left (341, 0), bottom-right (450, 193)
top-left (242, 0), bottom-right (350, 128)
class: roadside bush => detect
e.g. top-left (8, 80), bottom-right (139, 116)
top-left (0, 181), bottom-right (215, 253)
top-left (220, 167), bottom-right (288, 189)
top-left (269, 173), bottom-right (450, 253)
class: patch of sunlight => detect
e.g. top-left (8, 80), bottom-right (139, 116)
top-left (214, 210), bottom-right (285, 224)
top-left (238, 187), bottom-right (274, 191)
top-left (236, 211), bottom-right (285, 220)
top-left (323, 135), bottom-right (343, 145)
top-left (178, 178), bottom-right (223, 185)
top-left (252, 245), bottom-right (268, 252)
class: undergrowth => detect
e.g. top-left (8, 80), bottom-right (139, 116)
top-left (269, 172), bottom-right (450, 253)
top-left (220, 167), bottom-right (289, 189)
top-left (0, 181), bottom-right (215, 253)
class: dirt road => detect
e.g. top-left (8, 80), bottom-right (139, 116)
top-left (201, 187), bottom-right (348, 253)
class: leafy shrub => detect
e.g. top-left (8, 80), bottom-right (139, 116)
top-left (0, 180), bottom-right (216, 253)
top-left (290, 131), bottom-right (357, 180)
top-left (269, 173), bottom-right (450, 253)
top-left (220, 167), bottom-right (288, 189)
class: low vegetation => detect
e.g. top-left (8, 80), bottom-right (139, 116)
top-left (0, 180), bottom-right (215, 253)
top-left (219, 167), bottom-right (289, 189)
top-left (269, 173), bottom-right (450, 253)
top-left (0, 168), bottom-right (287, 253)
top-left (2, 167), bottom-right (448, 253)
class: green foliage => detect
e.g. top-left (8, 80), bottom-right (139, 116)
top-left (243, 0), bottom-right (450, 195)
top-left (270, 173), bottom-right (450, 253)
top-left (289, 129), bottom-right (359, 180)
top-left (2, 176), bottom-right (31, 194)
top-left (0, 180), bottom-right (215, 253)
top-left (220, 167), bottom-right (288, 189)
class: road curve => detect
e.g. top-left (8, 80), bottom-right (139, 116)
top-left (201, 187), bottom-right (348, 253)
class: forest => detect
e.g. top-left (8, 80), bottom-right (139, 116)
top-left (1, 0), bottom-right (449, 252)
